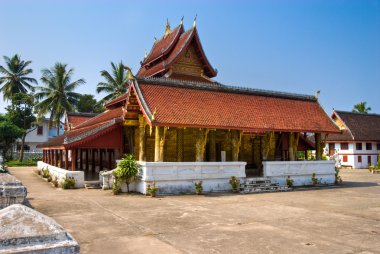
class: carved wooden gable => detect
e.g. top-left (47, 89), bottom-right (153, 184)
top-left (171, 44), bottom-right (204, 77)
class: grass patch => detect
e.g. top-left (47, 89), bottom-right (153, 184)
top-left (6, 160), bottom-right (37, 167)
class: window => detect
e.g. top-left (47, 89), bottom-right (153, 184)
top-left (366, 143), bottom-right (372, 150)
top-left (356, 143), bottom-right (362, 150)
top-left (341, 143), bottom-right (349, 150)
top-left (377, 143), bottom-right (380, 150)
top-left (358, 156), bottom-right (362, 163)
top-left (37, 126), bottom-right (43, 135)
top-left (343, 155), bottom-right (348, 162)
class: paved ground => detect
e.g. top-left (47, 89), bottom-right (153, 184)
top-left (8, 167), bottom-right (380, 254)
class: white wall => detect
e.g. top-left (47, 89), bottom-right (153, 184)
top-left (37, 161), bottom-right (84, 188)
top-left (263, 161), bottom-right (336, 186)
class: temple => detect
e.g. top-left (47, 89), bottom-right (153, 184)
top-left (38, 19), bottom-right (340, 192)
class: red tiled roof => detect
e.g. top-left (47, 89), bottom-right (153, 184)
top-left (326, 111), bottom-right (380, 141)
top-left (67, 113), bottom-right (98, 128)
top-left (137, 27), bottom-right (217, 78)
top-left (74, 107), bottom-right (124, 130)
top-left (104, 93), bottom-right (129, 109)
top-left (141, 25), bottom-right (183, 66)
top-left (134, 79), bottom-right (339, 133)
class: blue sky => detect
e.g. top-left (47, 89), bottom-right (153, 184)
top-left (1, 0), bottom-right (379, 114)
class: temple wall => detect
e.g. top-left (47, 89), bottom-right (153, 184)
top-left (37, 161), bottom-right (84, 188)
top-left (262, 161), bottom-right (335, 186)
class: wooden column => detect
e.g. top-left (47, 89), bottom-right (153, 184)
top-left (85, 149), bottom-right (89, 171)
top-left (138, 115), bottom-right (146, 161)
top-left (231, 130), bottom-right (242, 161)
top-left (176, 128), bottom-right (184, 162)
top-left (195, 129), bottom-right (209, 162)
top-left (91, 149), bottom-right (96, 172)
top-left (315, 133), bottom-right (322, 160)
top-left (79, 149), bottom-right (83, 170)
top-left (65, 149), bottom-right (69, 170)
top-left (154, 126), bottom-right (167, 162)
top-left (289, 133), bottom-right (295, 161)
top-left (209, 130), bottom-right (216, 162)
top-left (108, 149), bottom-right (112, 170)
top-left (99, 149), bottom-right (103, 171)
top-left (42, 150), bottom-right (45, 162)
top-left (71, 149), bottom-right (76, 171)
top-left (59, 150), bottom-right (63, 168)
top-left (54, 150), bottom-right (58, 166)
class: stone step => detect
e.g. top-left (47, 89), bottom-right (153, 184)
top-left (239, 178), bottom-right (290, 194)
top-left (84, 181), bottom-right (101, 189)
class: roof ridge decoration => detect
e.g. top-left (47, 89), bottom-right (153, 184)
top-left (136, 77), bottom-right (317, 102)
top-left (332, 111), bottom-right (355, 139)
top-left (334, 110), bottom-right (380, 116)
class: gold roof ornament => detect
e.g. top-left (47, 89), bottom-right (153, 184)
top-left (164, 19), bottom-right (171, 38)
top-left (315, 90), bottom-right (320, 100)
top-left (180, 16), bottom-right (184, 25)
top-left (193, 14), bottom-right (197, 28)
top-left (123, 66), bottom-right (134, 81)
top-left (152, 108), bottom-right (157, 121)
top-left (144, 50), bottom-right (148, 59)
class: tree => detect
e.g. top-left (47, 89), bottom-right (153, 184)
top-left (96, 62), bottom-right (129, 104)
top-left (352, 102), bottom-right (371, 114)
top-left (76, 94), bottom-right (105, 113)
top-left (5, 93), bottom-right (36, 161)
top-left (0, 54), bottom-right (37, 100)
top-left (112, 154), bottom-right (140, 193)
top-left (35, 63), bottom-right (85, 135)
top-left (0, 114), bottom-right (24, 161)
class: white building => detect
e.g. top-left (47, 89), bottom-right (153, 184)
top-left (19, 118), bottom-right (64, 152)
top-left (325, 111), bottom-right (380, 169)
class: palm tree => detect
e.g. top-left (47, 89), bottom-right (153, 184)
top-left (96, 62), bottom-right (129, 103)
top-left (35, 63), bottom-right (85, 135)
top-left (0, 54), bottom-right (37, 100)
top-left (352, 102), bottom-right (371, 114)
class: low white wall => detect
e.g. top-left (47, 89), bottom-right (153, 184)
top-left (101, 161), bottom-right (247, 194)
top-left (37, 161), bottom-right (84, 188)
top-left (138, 161), bottom-right (246, 194)
top-left (263, 160), bottom-right (336, 186)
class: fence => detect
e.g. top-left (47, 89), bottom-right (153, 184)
top-left (12, 151), bottom-right (42, 161)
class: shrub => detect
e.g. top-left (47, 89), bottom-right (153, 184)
top-left (286, 176), bottom-right (294, 188)
top-left (311, 173), bottom-right (319, 186)
top-left (5, 160), bottom-right (37, 167)
top-left (51, 177), bottom-right (59, 187)
top-left (229, 176), bottom-right (240, 192)
top-left (112, 179), bottom-right (122, 195)
top-left (195, 181), bottom-right (203, 194)
top-left (47, 175), bottom-right (52, 182)
top-left (335, 167), bottom-right (342, 184)
top-left (0, 164), bottom-right (8, 173)
top-left (42, 168), bottom-right (50, 178)
top-left (146, 181), bottom-right (158, 197)
top-left (112, 154), bottom-right (140, 193)
top-left (61, 177), bottom-right (76, 189)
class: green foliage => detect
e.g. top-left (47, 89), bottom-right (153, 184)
top-left (97, 61), bottom-right (129, 104)
top-left (6, 160), bottom-right (37, 167)
top-left (112, 179), bottom-right (122, 195)
top-left (352, 101), bottom-right (371, 114)
top-left (51, 176), bottom-right (59, 187)
top-left (0, 114), bottom-right (24, 160)
top-left (286, 176), bottom-right (294, 188)
top-left (0, 164), bottom-right (8, 173)
top-left (61, 177), bottom-right (76, 189)
top-left (35, 63), bottom-right (85, 135)
top-left (229, 176), bottom-right (240, 192)
top-left (335, 167), bottom-right (342, 184)
top-left (76, 94), bottom-right (105, 113)
top-left (0, 54), bottom-right (37, 100)
top-left (311, 173), bottom-right (319, 186)
top-left (194, 181), bottom-right (203, 194)
top-left (113, 154), bottom-right (140, 193)
top-left (146, 181), bottom-right (158, 197)
top-left (42, 168), bottom-right (50, 178)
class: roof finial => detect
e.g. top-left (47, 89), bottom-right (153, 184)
top-left (193, 14), bottom-right (197, 28)
top-left (180, 16), bottom-right (184, 25)
top-left (164, 18), bottom-right (171, 38)
top-left (123, 65), bottom-right (134, 81)
top-left (315, 90), bottom-right (320, 100)
top-left (144, 49), bottom-right (147, 59)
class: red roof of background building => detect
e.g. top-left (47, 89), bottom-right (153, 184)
top-left (104, 93), bottom-right (129, 109)
top-left (65, 112), bottom-right (98, 131)
top-left (133, 78), bottom-right (339, 134)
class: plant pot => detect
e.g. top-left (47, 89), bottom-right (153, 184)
top-left (150, 192), bottom-right (156, 198)
top-left (232, 189), bottom-right (239, 193)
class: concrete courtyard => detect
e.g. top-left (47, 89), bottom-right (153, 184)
top-left (8, 167), bottom-right (380, 254)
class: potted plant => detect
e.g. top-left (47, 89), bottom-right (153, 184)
top-left (194, 181), bottom-right (203, 195)
top-left (112, 178), bottom-right (122, 195)
top-left (229, 176), bottom-right (240, 193)
top-left (311, 173), bottom-right (319, 186)
top-left (147, 181), bottom-right (158, 197)
top-left (286, 176), bottom-right (294, 188)
top-left (112, 154), bottom-right (140, 193)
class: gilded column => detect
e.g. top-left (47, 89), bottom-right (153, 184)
top-left (138, 115), bottom-right (146, 161)
top-left (209, 130), bottom-right (216, 162)
top-left (176, 128), bottom-right (184, 162)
